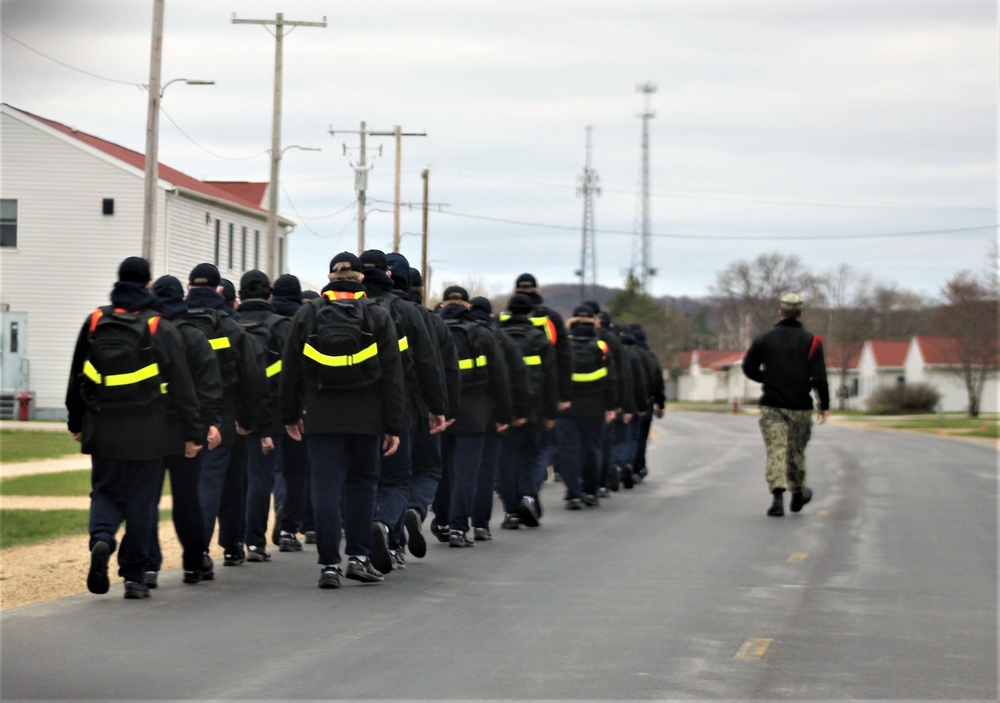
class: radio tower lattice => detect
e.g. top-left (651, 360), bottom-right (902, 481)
top-left (577, 126), bottom-right (600, 302)
top-left (632, 82), bottom-right (657, 292)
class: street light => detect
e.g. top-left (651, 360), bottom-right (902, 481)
top-left (141, 72), bottom-right (214, 269)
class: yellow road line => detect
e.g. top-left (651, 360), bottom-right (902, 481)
top-left (733, 638), bottom-right (772, 661)
top-left (787, 552), bottom-right (809, 563)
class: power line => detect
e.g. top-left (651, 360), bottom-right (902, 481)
top-left (159, 106), bottom-right (268, 161)
top-left (436, 209), bottom-right (997, 241)
top-left (1, 30), bottom-right (140, 86)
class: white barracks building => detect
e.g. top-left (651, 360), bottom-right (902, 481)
top-left (0, 104), bottom-right (295, 419)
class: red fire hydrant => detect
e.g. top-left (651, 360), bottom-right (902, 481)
top-left (16, 390), bottom-right (32, 422)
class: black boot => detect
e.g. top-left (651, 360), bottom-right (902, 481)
top-left (790, 487), bottom-right (812, 513)
top-left (767, 489), bottom-right (785, 517)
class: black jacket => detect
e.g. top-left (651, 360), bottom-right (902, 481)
top-left (185, 286), bottom-right (269, 444)
top-left (66, 282), bottom-right (202, 460)
top-left (499, 314), bottom-right (559, 424)
top-left (238, 298), bottom-right (292, 438)
top-left (523, 293), bottom-right (573, 403)
top-left (280, 280), bottom-right (407, 437)
top-left (742, 318), bottom-right (830, 411)
top-left (560, 321), bottom-right (617, 419)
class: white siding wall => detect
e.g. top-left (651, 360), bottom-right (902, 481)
top-left (1, 112), bottom-right (145, 418)
top-left (0, 109), bottom-right (279, 418)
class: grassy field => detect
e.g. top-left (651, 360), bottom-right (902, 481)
top-left (842, 414), bottom-right (999, 440)
top-left (0, 430), bottom-right (80, 463)
top-left (0, 469), bottom-right (172, 497)
top-left (0, 508), bottom-right (172, 550)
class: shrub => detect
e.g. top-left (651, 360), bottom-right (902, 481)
top-left (866, 383), bottom-right (942, 414)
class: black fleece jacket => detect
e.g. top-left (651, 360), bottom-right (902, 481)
top-left (742, 317), bottom-right (830, 411)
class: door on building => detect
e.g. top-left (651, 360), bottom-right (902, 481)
top-left (0, 312), bottom-right (28, 391)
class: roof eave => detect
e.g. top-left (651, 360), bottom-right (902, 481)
top-left (170, 185), bottom-right (296, 228)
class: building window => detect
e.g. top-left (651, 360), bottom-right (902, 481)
top-left (214, 220), bottom-right (221, 265)
top-left (228, 223), bottom-right (234, 269)
top-left (241, 226), bottom-right (247, 270)
top-left (1, 199), bottom-right (17, 248)
top-left (254, 230), bottom-right (260, 268)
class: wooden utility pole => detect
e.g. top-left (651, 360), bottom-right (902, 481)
top-left (421, 169), bottom-right (429, 290)
top-left (366, 126), bottom-right (426, 252)
top-left (140, 0), bottom-right (164, 268)
top-left (233, 12), bottom-right (326, 277)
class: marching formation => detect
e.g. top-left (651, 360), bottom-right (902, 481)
top-left (66, 253), bottom-right (665, 598)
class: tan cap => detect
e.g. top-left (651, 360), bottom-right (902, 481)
top-left (779, 293), bottom-right (804, 311)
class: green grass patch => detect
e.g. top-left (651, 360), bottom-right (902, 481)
top-left (0, 430), bottom-right (80, 463)
top-left (868, 416), bottom-right (999, 439)
top-left (0, 470), bottom-right (171, 497)
top-left (0, 509), bottom-right (172, 550)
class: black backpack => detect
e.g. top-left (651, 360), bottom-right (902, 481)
top-left (240, 315), bottom-right (284, 380)
top-left (445, 318), bottom-right (489, 391)
top-left (500, 320), bottom-right (549, 401)
top-left (569, 334), bottom-right (608, 395)
top-left (80, 306), bottom-right (164, 413)
top-left (303, 297), bottom-right (381, 391)
top-left (367, 295), bottom-right (415, 382)
top-left (182, 307), bottom-right (238, 390)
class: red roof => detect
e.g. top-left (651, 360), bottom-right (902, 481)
top-left (914, 336), bottom-right (961, 365)
top-left (9, 105), bottom-right (270, 215)
top-left (208, 182), bottom-right (269, 209)
top-left (868, 340), bottom-right (909, 368)
top-left (674, 349), bottom-right (744, 371)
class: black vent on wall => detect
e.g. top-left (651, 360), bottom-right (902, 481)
top-left (102, 198), bottom-right (114, 215)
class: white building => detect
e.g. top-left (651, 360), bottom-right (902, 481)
top-left (856, 340), bottom-right (908, 410)
top-left (904, 336), bottom-right (999, 414)
top-left (673, 349), bottom-right (754, 402)
top-left (0, 104), bottom-right (295, 419)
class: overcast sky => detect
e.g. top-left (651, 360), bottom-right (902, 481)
top-left (2, 0), bottom-right (996, 299)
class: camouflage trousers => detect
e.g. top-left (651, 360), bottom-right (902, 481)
top-left (758, 406), bottom-right (813, 493)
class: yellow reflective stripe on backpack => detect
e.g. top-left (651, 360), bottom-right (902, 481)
top-left (83, 360), bottom-right (102, 384)
top-left (523, 355), bottom-right (542, 366)
top-left (572, 367), bottom-right (608, 383)
top-left (398, 336), bottom-right (409, 353)
top-left (265, 359), bottom-right (282, 378)
top-left (160, 382), bottom-right (169, 394)
top-left (303, 341), bottom-right (378, 367)
top-left (458, 355), bottom-right (488, 370)
top-left (101, 362), bottom-right (161, 387)
top-left (209, 337), bottom-right (231, 351)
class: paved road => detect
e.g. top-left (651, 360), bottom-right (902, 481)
top-left (1, 413), bottom-right (996, 701)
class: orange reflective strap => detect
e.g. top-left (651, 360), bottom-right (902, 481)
top-left (89, 309), bottom-right (104, 332)
top-left (148, 315), bottom-right (160, 335)
top-left (322, 290), bottom-right (366, 301)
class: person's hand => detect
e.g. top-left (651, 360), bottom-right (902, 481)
top-left (184, 441), bottom-right (202, 458)
top-left (429, 414), bottom-right (446, 433)
top-left (622, 413), bottom-right (633, 424)
top-left (512, 417), bottom-right (527, 427)
top-left (558, 401), bottom-right (572, 411)
top-left (817, 410), bottom-right (829, 425)
top-left (383, 435), bottom-right (400, 456)
top-left (654, 405), bottom-right (665, 419)
top-left (71, 432), bottom-right (81, 442)
top-left (206, 426), bottom-right (222, 451)
top-left (495, 423), bottom-right (510, 433)
top-left (285, 420), bottom-right (304, 442)
top-left (543, 418), bottom-right (555, 430)
top-left (604, 410), bottom-right (616, 424)
top-left (261, 436), bottom-right (275, 455)
top-left (235, 422), bottom-right (250, 436)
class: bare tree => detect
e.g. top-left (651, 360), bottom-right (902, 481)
top-left (816, 264), bottom-right (876, 409)
top-left (710, 252), bottom-right (820, 348)
top-left (933, 269), bottom-right (999, 417)
top-left (869, 284), bottom-right (931, 339)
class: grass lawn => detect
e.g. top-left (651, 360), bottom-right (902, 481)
top-left (0, 430), bottom-right (80, 463)
top-left (0, 470), bottom-right (172, 497)
top-left (0, 509), bottom-right (172, 550)
top-left (855, 415), bottom-right (999, 440)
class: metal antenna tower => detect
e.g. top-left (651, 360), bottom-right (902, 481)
top-left (576, 126), bottom-right (600, 302)
top-left (632, 82), bottom-right (657, 292)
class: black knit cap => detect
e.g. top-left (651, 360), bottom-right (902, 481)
top-left (118, 256), bottom-right (151, 285)
top-left (239, 269), bottom-right (272, 301)
top-left (582, 300), bottom-right (601, 315)
top-left (507, 293), bottom-right (534, 315)
top-left (386, 252), bottom-right (411, 291)
top-left (515, 273), bottom-right (537, 290)
top-left (189, 262), bottom-right (221, 288)
top-left (442, 285), bottom-right (469, 302)
top-left (360, 249), bottom-right (389, 271)
top-left (302, 290), bottom-right (320, 300)
top-left (329, 251), bottom-right (362, 273)
top-left (152, 274), bottom-right (184, 299)
top-left (470, 296), bottom-right (492, 314)
top-left (220, 278), bottom-right (236, 304)
top-left (409, 267), bottom-right (423, 287)
top-left (572, 304), bottom-right (596, 318)
top-left (272, 273), bottom-right (302, 300)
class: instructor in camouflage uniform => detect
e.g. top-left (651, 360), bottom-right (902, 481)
top-left (742, 293), bottom-right (829, 517)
